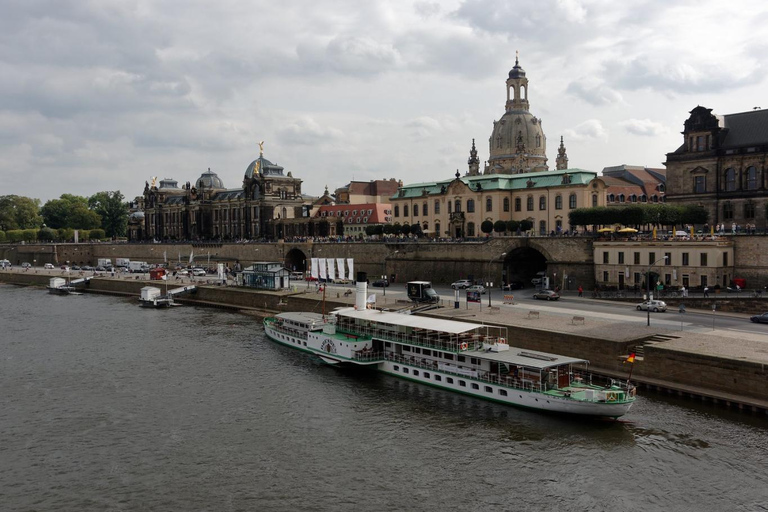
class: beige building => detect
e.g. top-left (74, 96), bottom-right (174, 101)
top-left (593, 240), bottom-right (735, 290)
top-left (334, 179), bottom-right (401, 204)
top-left (390, 57), bottom-right (606, 237)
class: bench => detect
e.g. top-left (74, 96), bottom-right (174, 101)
top-left (503, 295), bottom-right (515, 304)
top-left (571, 316), bottom-right (585, 325)
top-left (488, 306), bottom-right (500, 314)
top-left (527, 311), bottom-right (540, 319)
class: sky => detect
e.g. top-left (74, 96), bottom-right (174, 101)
top-left (2, 0), bottom-right (767, 204)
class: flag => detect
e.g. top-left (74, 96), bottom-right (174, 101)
top-left (346, 258), bottom-right (354, 281)
top-left (188, 250), bottom-right (194, 264)
top-left (163, 250), bottom-right (167, 263)
top-left (624, 353), bottom-right (636, 364)
top-left (367, 294), bottom-right (376, 303)
top-left (161, 274), bottom-right (167, 280)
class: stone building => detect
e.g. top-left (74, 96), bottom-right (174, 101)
top-left (313, 203), bottom-right (393, 238)
top-left (334, 179), bottom-right (401, 204)
top-left (665, 106), bottom-right (768, 230)
top-left (130, 149), bottom-right (314, 241)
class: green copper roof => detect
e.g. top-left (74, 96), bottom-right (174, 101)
top-left (391, 169), bottom-right (598, 199)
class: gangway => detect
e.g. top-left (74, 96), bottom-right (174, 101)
top-left (68, 276), bottom-right (93, 287)
top-left (166, 285), bottom-right (197, 297)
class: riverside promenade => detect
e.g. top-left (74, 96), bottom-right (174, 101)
top-left (3, 268), bottom-right (767, 415)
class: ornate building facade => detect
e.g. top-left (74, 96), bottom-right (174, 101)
top-left (665, 106), bottom-right (768, 229)
top-left (129, 149), bottom-right (313, 241)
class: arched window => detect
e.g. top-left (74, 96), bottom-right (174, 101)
top-left (282, 207), bottom-right (287, 218)
top-left (641, 194), bottom-right (647, 202)
top-left (467, 222), bottom-right (475, 237)
top-left (503, 197), bottom-right (510, 212)
top-left (413, 204), bottom-right (419, 216)
top-left (466, 199), bottom-right (475, 213)
top-left (486, 197), bottom-right (493, 212)
top-left (435, 222), bottom-right (440, 237)
top-left (652, 195), bottom-right (658, 203)
top-left (434, 200), bottom-right (440, 214)
top-left (423, 202), bottom-right (428, 216)
top-left (746, 166), bottom-right (757, 190)
top-left (454, 199), bottom-right (461, 213)
top-left (592, 194), bottom-right (598, 207)
top-left (527, 196), bottom-right (534, 211)
top-left (725, 168), bottom-right (737, 191)
top-left (630, 194), bottom-right (637, 203)
top-left (569, 193), bottom-right (577, 209)
top-left (608, 194), bottom-right (614, 203)
top-left (619, 194), bottom-right (625, 203)
top-left (539, 220), bottom-right (546, 235)
top-left (539, 196), bottom-right (546, 210)
top-left (555, 195), bottom-right (563, 210)
top-left (515, 198), bottom-right (521, 211)
top-left (403, 205), bottom-right (409, 217)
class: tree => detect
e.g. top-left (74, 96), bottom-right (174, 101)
top-left (365, 225), bottom-right (376, 236)
top-left (0, 195), bottom-right (42, 231)
top-left (481, 220), bottom-right (494, 235)
top-left (493, 220), bottom-right (507, 234)
top-left (41, 194), bottom-right (99, 230)
top-left (89, 191), bottom-right (128, 238)
top-left (506, 220), bottom-right (519, 233)
top-left (519, 219), bottom-right (533, 232)
top-left (401, 223), bottom-right (412, 236)
top-left (383, 224), bottom-right (394, 235)
top-left (410, 223), bottom-right (422, 237)
top-left (38, 227), bottom-right (57, 241)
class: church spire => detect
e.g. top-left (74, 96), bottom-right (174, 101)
top-left (467, 138), bottom-right (480, 175)
top-left (556, 136), bottom-right (569, 170)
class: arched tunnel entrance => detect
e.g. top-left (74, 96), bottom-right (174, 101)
top-left (285, 248), bottom-right (308, 273)
top-left (503, 247), bottom-right (547, 288)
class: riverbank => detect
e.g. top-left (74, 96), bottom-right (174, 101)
top-left (3, 270), bottom-right (766, 415)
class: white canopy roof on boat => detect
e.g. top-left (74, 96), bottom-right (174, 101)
top-left (338, 309), bottom-right (484, 334)
top-left (466, 347), bottom-right (589, 370)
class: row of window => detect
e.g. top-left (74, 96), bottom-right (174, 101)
top-left (607, 193), bottom-right (663, 203)
top-left (601, 270), bottom-right (710, 288)
top-left (694, 167), bottom-right (763, 194)
top-left (391, 365), bottom-right (509, 396)
top-left (394, 194), bottom-right (595, 218)
top-left (723, 201), bottom-right (759, 220)
top-left (602, 251), bottom-right (719, 266)
top-left (321, 209), bottom-right (376, 217)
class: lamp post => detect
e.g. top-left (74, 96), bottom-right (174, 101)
top-left (488, 252), bottom-right (507, 307)
top-left (646, 255), bottom-right (668, 326)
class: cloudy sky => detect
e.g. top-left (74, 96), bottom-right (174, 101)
top-left (2, 0), bottom-right (767, 203)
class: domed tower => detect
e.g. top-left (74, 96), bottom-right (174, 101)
top-left (556, 136), bottom-right (568, 170)
top-left (487, 54), bottom-right (548, 174)
top-left (467, 138), bottom-right (480, 176)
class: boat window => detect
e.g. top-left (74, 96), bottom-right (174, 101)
top-left (459, 380), bottom-right (466, 387)
top-left (403, 368), bottom-right (409, 374)
top-left (435, 375), bottom-right (441, 381)
top-left (413, 370), bottom-right (419, 376)
top-left (444, 354), bottom-right (454, 360)
top-left (424, 372), bottom-right (430, 379)
top-left (485, 386), bottom-right (492, 393)
top-left (394, 365), bottom-right (399, 371)
top-left (499, 389), bottom-right (508, 396)
top-left (385, 342), bottom-right (391, 347)
top-left (422, 349), bottom-right (431, 356)
top-left (458, 356), bottom-right (466, 362)
top-left (470, 358), bottom-right (479, 365)
top-left (403, 346), bottom-right (411, 352)
top-left (471, 383), bottom-right (479, 390)
top-left (413, 348), bottom-right (420, 354)
top-left (446, 377), bottom-right (453, 384)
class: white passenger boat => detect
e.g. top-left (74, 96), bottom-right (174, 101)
top-left (46, 277), bottom-right (79, 295)
top-left (138, 286), bottom-right (177, 308)
top-left (263, 274), bottom-right (635, 418)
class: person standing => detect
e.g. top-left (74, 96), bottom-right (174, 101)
top-left (577, 285), bottom-right (583, 297)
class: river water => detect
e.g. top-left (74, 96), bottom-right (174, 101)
top-left (1, 285), bottom-right (767, 512)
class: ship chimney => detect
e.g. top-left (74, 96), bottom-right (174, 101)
top-left (355, 271), bottom-right (368, 310)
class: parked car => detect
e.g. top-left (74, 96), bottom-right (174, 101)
top-left (533, 289), bottom-right (560, 301)
top-left (192, 268), bottom-right (207, 276)
top-left (466, 284), bottom-right (486, 294)
top-left (177, 269), bottom-right (189, 276)
top-left (501, 281), bottom-right (524, 290)
top-left (636, 300), bottom-right (667, 312)
top-left (451, 279), bottom-right (472, 289)
top-left (81, 266), bottom-right (94, 271)
top-left (750, 312), bottom-right (768, 324)
top-left (372, 279), bottom-right (389, 287)
top-left (21, 262), bottom-right (32, 268)
top-left (44, 263), bottom-right (54, 269)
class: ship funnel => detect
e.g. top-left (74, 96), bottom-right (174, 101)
top-left (356, 271), bottom-right (368, 310)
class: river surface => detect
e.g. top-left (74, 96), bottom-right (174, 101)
top-left (1, 285), bottom-right (767, 512)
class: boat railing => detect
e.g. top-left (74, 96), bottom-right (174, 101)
top-left (336, 326), bottom-right (479, 354)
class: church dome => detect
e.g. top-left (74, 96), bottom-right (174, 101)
top-left (508, 60), bottom-right (526, 79)
top-left (196, 169), bottom-right (224, 189)
top-left (129, 211), bottom-right (145, 222)
top-left (159, 178), bottom-right (179, 189)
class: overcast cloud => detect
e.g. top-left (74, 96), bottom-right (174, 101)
top-left (1, 0), bottom-right (767, 202)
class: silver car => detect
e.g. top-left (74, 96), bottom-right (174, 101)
top-left (636, 300), bottom-right (667, 312)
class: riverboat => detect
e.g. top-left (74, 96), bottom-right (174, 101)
top-left (263, 274), bottom-right (636, 418)
top-left (138, 286), bottom-right (177, 308)
top-left (46, 277), bottom-right (79, 295)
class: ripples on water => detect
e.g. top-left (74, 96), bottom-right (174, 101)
top-left (1, 285), bottom-right (767, 512)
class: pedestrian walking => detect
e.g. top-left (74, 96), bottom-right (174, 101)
top-left (577, 285), bottom-right (583, 297)
top-left (703, 286), bottom-right (709, 298)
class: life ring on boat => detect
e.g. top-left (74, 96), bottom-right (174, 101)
top-left (498, 338), bottom-right (507, 344)
top-left (460, 342), bottom-right (468, 351)
top-left (607, 392), bottom-right (617, 402)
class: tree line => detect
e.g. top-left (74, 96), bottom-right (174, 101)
top-left (568, 204), bottom-right (709, 230)
top-left (0, 192), bottom-right (129, 243)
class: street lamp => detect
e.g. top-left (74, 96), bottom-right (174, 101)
top-left (488, 252), bottom-right (507, 307)
top-left (383, 250), bottom-right (399, 296)
top-left (646, 255), bottom-right (668, 326)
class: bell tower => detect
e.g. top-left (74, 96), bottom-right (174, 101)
top-left (467, 139), bottom-right (480, 176)
top-left (556, 136), bottom-right (568, 170)
top-left (506, 51), bottom-right (529, 112)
